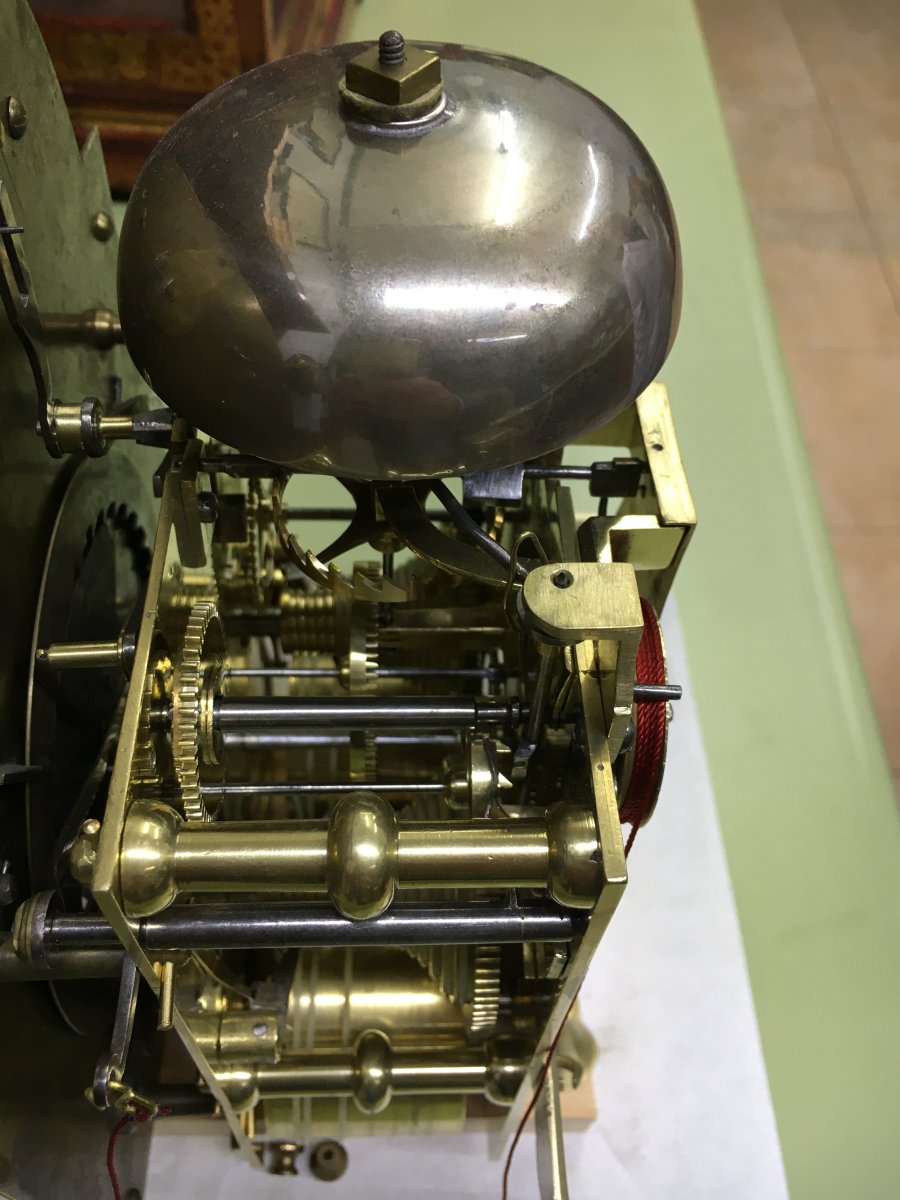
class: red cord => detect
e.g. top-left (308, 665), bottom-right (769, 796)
top-left (620, 599), bottom-right (667, 856)
top-left (502, 604), bottom-right (669, 1196)
top-left (107, 1114), bottom-right (131, 1200)
top-left (501, 990), bottom-right (580, 1200)
top-left (107, 1106), bottom-right (170, 1199)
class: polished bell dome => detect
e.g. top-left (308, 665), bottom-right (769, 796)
top-left (118, 39), bottom-right (680, 480)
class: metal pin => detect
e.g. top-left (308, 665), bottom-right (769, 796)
top-left (156, 960), bottom-right (175, 1031)
top-left (632, 683), bottom-right (682, 703)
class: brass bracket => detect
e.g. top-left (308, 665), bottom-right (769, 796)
top-left (577, 382), bottom-right (696, 613)
top-left (520, 560), bottom-right (643, 759)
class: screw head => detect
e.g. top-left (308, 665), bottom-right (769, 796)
top-left (552, 569), bottom-right (574, 589)
top-left (6, 96), bottom-right (27, 139)
top-left (90, 210), bottom-right (115, 242)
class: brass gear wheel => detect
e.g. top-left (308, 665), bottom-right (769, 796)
top-left (400, 793), bottom-right (502, 1040)
top-left (212, 540), bottom-right (260, 608)
top-left (406, 935), bottom-right (502, 1041)
top-left (348, 567), bottom-right (381, 782)
top-left (467, 945), bottom-right (503, 1039)
top-left (348, 587), bottom-right (380, 693)
top-left (211, 481), bottom-right (269, 610)
top-left (132, 636), bottom-right (174, 786)
top-left (172, 600), bottom-right (226, 822)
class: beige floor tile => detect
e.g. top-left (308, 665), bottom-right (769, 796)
top-left (694, 0), bottom-right (817, 106)
top-left (831, 531), bottom-right (900, 770)
top-left (782, 0), bottom-right (900, 111)
top-left (722, 100), bottom-right (858, 217)
top-left (699, 0), bottom-right (899, 791)
top-left (829, 104), bottom-right (900, 218)
top-left (784, 347), bottom-right (900, 532)
top-left (755, 211), bottom-right (900, 351)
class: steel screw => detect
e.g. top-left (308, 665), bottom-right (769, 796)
top-left (378, 30), bottom-right (406, 66)
top-left (552, 569), bottom-right (574, 589)
top-left (6, 97), bottom-right (27, 139)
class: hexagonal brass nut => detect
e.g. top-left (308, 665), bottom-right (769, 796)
top-left (344, 44), bottom-right (441, 106)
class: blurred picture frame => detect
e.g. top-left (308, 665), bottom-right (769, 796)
top-left (31, 0), bottom-right (353, 192)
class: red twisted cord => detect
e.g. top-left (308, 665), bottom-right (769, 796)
top-left (620, 599), bottom-right (667, 855)
top-left (107, 1106), bottom-right (170, 1199)
top-left (501, 602), bottom-right (669, 1196)
top-left (501, 989), bottom-right (581, 1200)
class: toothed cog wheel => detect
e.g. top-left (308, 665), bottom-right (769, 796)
top-left (467, 945), bottom-right (503, 1038)
top-left (172, 600), bottom-right (226, 822)
top-left (348, 569), bottom-right (381, 782)
top-left (402, 795), bottom-right (502, 1039)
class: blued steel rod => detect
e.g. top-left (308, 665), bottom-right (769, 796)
top-left (283, 506), bottom-right (450, 522)
top-left (225, 666), bottom-right (506, 681)
top-left (222, 676), bottom-right (676, 696)
top-left (633, 683), bottom-right (682, 702)
top-left (227, 667), bottom-right (340, 678)
top-left (214, 696), bottom-right (518, 730)
top-left (0, 934), bottom-right (124, 980)
top-left (224, 673), bottom-right (675, 695)
top-left (38, 901), bottom-right (580, 953)
top-left (222, 732), bottom-right (460, 750)
top-left (526, 651), bottom-right (557, 750)
top-left (201, 781), bottom-right (445, 799)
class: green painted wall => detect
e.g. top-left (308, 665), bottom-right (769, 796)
top-left (343, 3), bottom-right (900, 1197)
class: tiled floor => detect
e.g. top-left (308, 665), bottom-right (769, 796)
top-left (695, 0), bottom-right (900, 794)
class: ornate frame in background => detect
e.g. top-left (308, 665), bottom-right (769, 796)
top-left (33, 0), bottom-right (352, 192)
